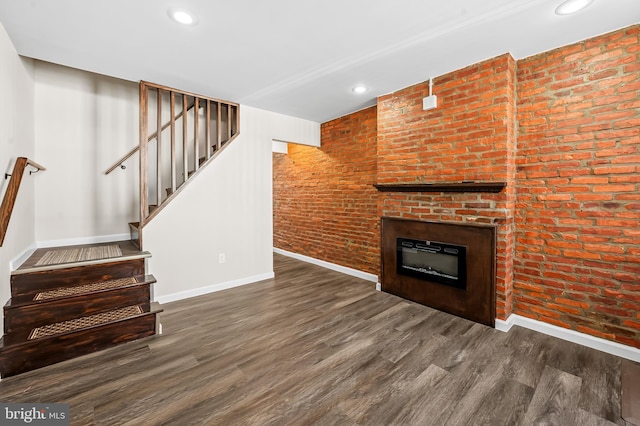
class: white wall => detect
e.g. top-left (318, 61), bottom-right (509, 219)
top-left (145, 105), bottom-right (321, 301)
top-left (272, 141), bottom-right (289, 153)
top-left (0, 22), bottom-right (35, 334)
top-left (33, 62), bottom-right (139, 244)
top-left (268, 107), bottom-right (321, 153)
top-left (264, 108), bottom-right (320, 148)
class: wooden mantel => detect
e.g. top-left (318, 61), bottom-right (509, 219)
top-left (373, 182), bottom-right (506, 193)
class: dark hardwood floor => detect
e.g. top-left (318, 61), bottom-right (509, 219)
top-left (0, 253), bottom-right (635, 425)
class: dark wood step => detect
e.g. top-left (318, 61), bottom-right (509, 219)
top-left (11, 241), bottom-right (151, 298)
top-left (8, 274), bottom-right (156, 307)
top-left (11, 258), bottom-right (147, 299)
top-left (129, 222), bottom-right (140, 249)
top-left (128, 205), bottom-right (156, 250)
top-left (0, 303), bottom-right (162, 378)
top-left (15, 240), bottom-right (145, 270)
top-left (186, 156), bottom-right (209, 178)
top-left (4, 275), bottom-right (156, 338)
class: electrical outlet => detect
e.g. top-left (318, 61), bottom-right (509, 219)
top-left (219, 253), bottom-right (226, 264)
top-left (376, 283), bottom-right (381, 291)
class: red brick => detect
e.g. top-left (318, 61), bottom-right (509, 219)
top-left (276, 24), bottom-right (640, 351)
top-left (515, 24), bottom-right (640, 348)
top-left (273, 106), bottom-right (379, 275)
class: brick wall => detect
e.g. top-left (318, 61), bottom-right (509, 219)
top-left (516, 25), bottom-right (640, 347)
top-left (272, 24), bottom-right (640, 348)
top-left (273, 106), bottom-right (379, 275)
top-left (377, 54), bottom-right (517, 319)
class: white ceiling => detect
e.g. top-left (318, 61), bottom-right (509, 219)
top-left (0, 0), bottom-right (639, 123)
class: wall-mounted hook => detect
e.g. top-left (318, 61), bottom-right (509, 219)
top-left (5, 173), bottom-right (11, 180)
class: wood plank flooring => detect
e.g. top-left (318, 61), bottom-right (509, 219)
top-left (0, 253), bottom-right (635, 425)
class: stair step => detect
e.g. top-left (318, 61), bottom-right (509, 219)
top-left (164, 146), bottom-right (223, 197)
top-left (11, 242), bottom-right (150, 298)
top-left (36, 276), bottom-right (135, 300)
top-left (4, 275), bottom-right (156, 337)
top-left (11, 259), bottom-right (147, 299)
top-left (27, 275), bottom-right (151, 304)
top-left (129, 222), bottom-right (141, 249)
top-left (1, 239), bottom-right (162, 378)
top-left (34, 244), bottom-right (122, 267)
top-left (0, 303), bottom-right (162, 378)
top-left (12, 240), bottom-right (148, 273)
top-left (28, 305), bottom-right (143, 340)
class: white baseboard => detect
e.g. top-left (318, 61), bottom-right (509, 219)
top-left (36, 233), bottom-right (132, 249)
top-left (10, 243), bottom-right (37, 271)
top-left (273, 247), bottom-right (378, 283)
top-left (496, 314), bottom-right (640, 362)
top-left (154, 272), bottom-right (275, 304)
top-left (494, 315), bottom-right (515, 332)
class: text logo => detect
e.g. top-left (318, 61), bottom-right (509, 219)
top-left (0, 404), bottom-right (69, 425)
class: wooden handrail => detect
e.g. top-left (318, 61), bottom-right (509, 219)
top-left (25, 159), bottom-right (46, 172)
top-left (0, 157), bottom-right (46, 246)
top-left (104, 103), bottom-right (196, 175)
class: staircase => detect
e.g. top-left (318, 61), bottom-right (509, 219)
top-left (0, 241), bottom-right (161, 378)
top-left (129, 81), bottom-right (240, 248)
top-left (0, 82), bottom-right (239, 378)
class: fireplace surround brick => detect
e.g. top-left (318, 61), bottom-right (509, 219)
top-left (376, 53), bottom-right (517, 321)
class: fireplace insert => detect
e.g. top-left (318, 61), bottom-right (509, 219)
top-left (396, 237), bottom-right (466, 289)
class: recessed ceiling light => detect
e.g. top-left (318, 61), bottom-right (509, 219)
top-left (169, 9), bottom-right (196, 25)
top-left (555, 0), bottom-right (596, 15)
top-left (352, 85), bottom-right (368, 94)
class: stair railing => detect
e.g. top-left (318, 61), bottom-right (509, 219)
top-left (137, 81), bottom-right (239, 247)
top-left (104, 102), bottom-right (197, 175)
top-left (0, 158), bottom-right (46, 246)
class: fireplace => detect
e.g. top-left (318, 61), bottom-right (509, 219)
top-left (396, 238), bottom-right (466, 289)
top-left (382, 217), bottom-right (496, 327)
